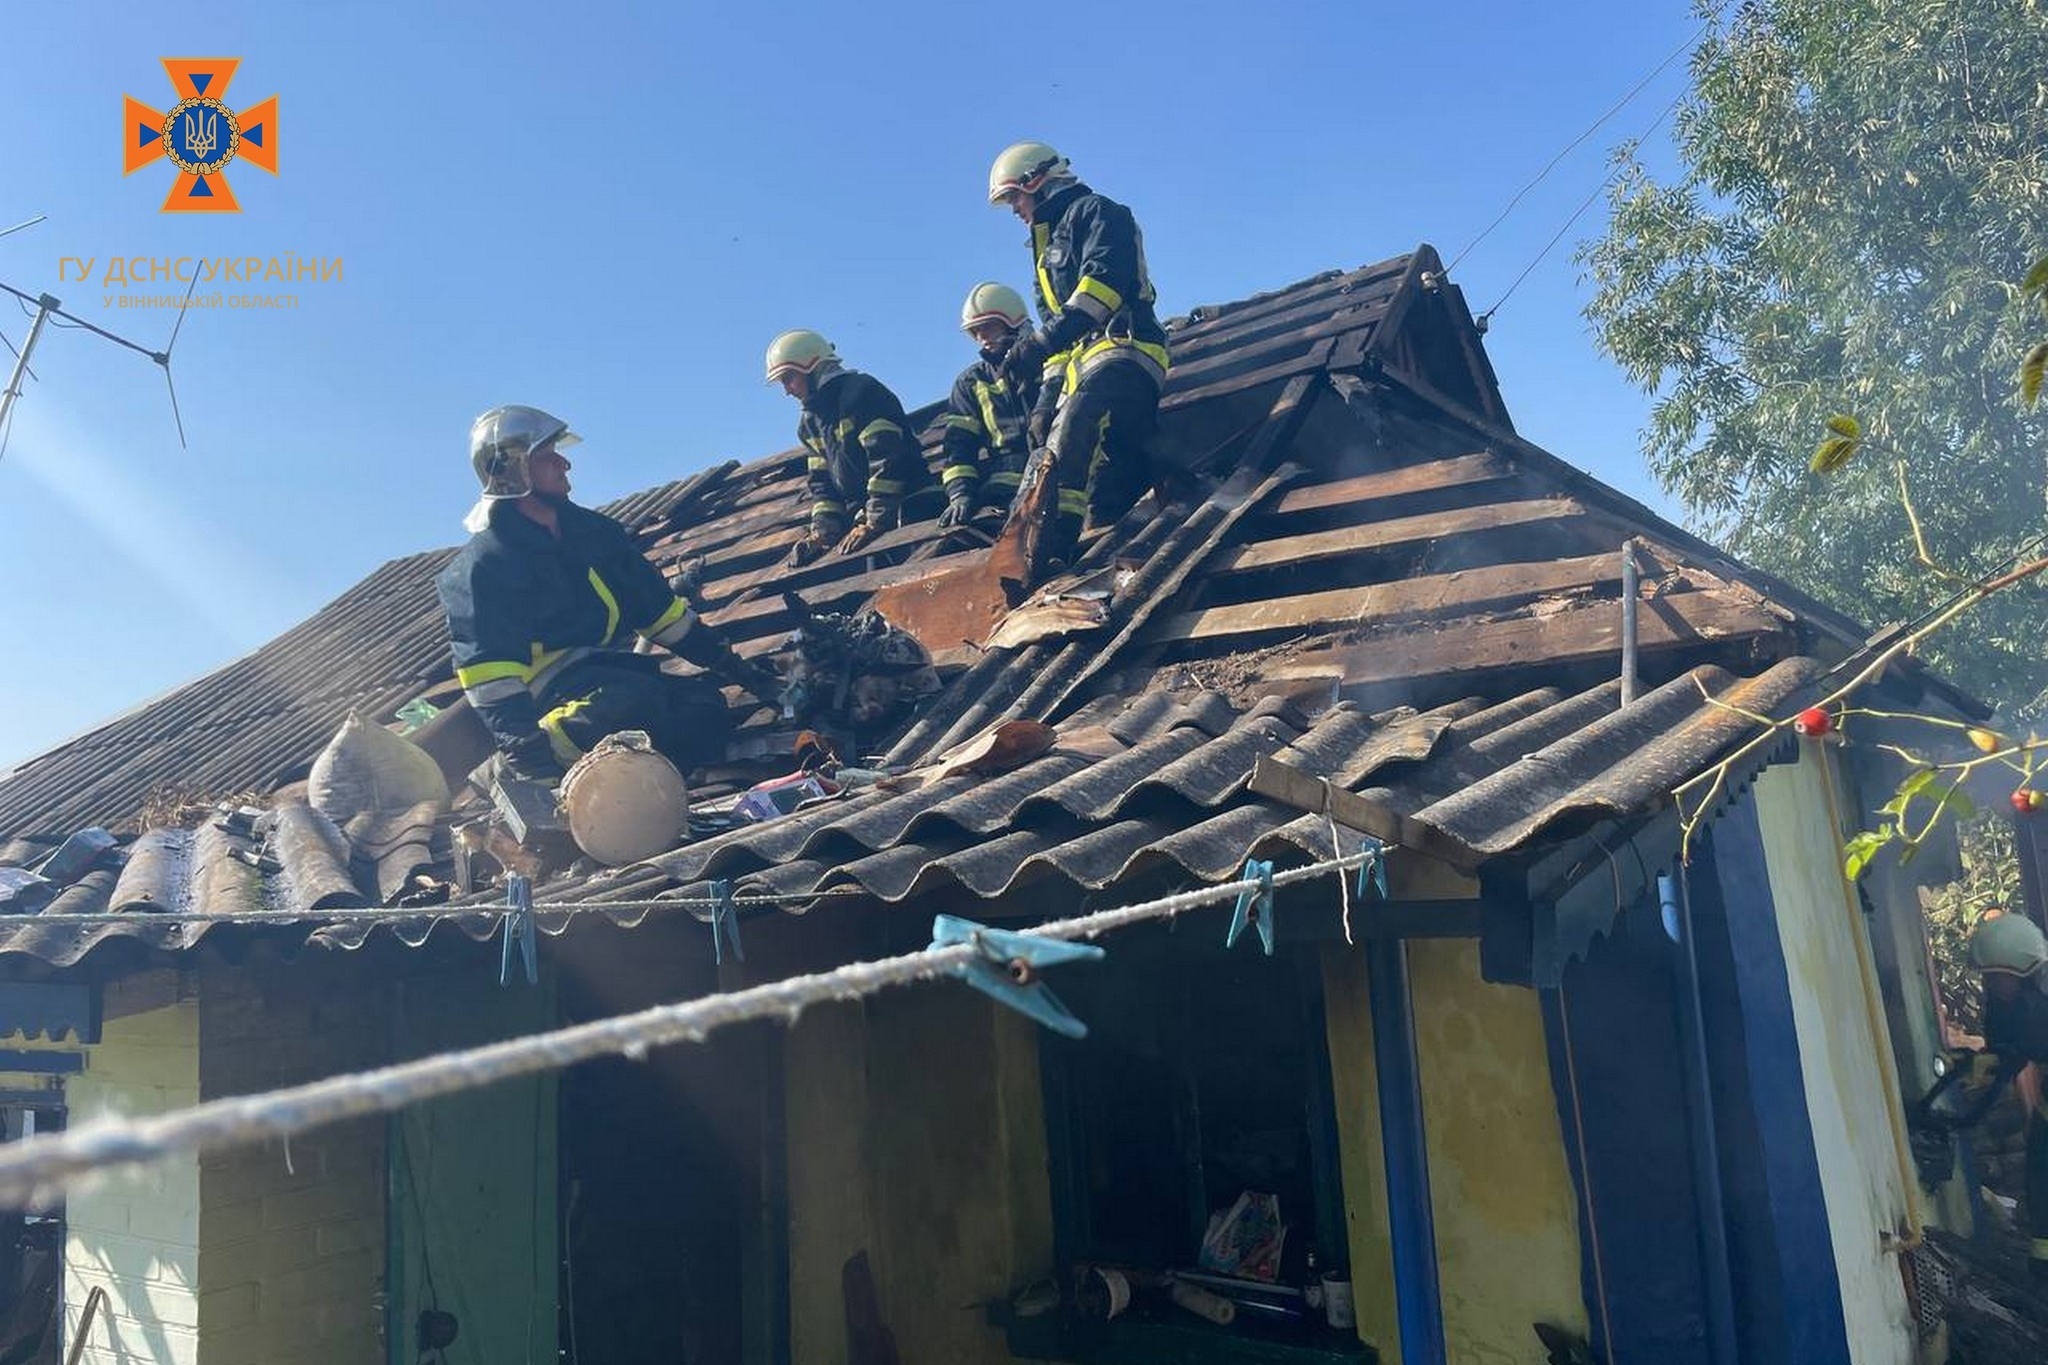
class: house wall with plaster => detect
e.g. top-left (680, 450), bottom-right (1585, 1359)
top-left (1324, 940), bottom-right (1589, 1365)
top-left (785, 990), bottom-right (1052, 1365)
top-left (1752, 753), bottom-right (1921, 1365)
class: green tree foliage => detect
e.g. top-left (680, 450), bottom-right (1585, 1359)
top-left (1921, 816), bottom-right (2015, 1035)
top-left (1583, 0), bottom-right (2048, 714)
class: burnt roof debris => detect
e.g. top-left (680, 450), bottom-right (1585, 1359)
top-left (0, 242), bottom-right (1949, 971)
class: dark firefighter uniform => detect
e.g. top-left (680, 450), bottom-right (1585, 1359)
top-left (1959, 978), bottom-right (2048, 1275)
top-left (437, 499), bottom-right (764, 780)
top-left (938, 355), bottom-right (1041, 515)
top-left (1012, 180), bottom-right (1168, 552)
top-left (800, 370), bottom-right (939, 542)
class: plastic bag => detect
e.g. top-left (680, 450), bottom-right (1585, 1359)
top-left (1197, 1190), bottom-right (1287, 1283)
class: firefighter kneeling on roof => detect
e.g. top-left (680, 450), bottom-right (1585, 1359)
top-left (437, 405), bottom-right (778, 784)
top-left (987, 140), bottom-right (1167, 578)
top-left (767, 330), bottom-right (938, 566)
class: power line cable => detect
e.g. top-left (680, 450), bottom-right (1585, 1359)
top-left (0, 849), bottom-right (1377, 1205)
top-left (1478, 88), bottom-right (1688, 327)
top-left (1447, 18), bottom-right (1709, 275)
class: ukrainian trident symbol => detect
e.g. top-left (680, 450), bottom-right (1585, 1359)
top-left (182, 106), bottom-right (220, 163)
top-left (123, 59), bottom-right (278, 212)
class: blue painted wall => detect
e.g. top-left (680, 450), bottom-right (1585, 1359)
top-left (1694, 799), bottom-right (1852, 1365)
top-left (1539, 900), bottom-right (1711, 1365)
top-left (1536, 790), bottom-right (1857, 1365)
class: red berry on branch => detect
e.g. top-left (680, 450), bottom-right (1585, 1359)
top-left (1793, 707), bottom-right (1833, 737)
top-left (2012, 789), bottom-right (2044, 815)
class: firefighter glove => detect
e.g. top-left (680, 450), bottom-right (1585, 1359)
top-left (864, 495), bottom-right (901, 531)
top-left (1001, 327), bottom-right (1050, 385)
top-left (937, 482), bottom-right (977, 528)
top-left (1027, 404), bottom-right (1054, 450)
top-left (675, 630), bottom-right (778, 705)
top-left (787, 529), bottom-right (833, 567)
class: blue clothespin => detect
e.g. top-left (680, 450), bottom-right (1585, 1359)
top-left (1227, 858), bottom-right (1277, 955)
top-left (709, 879), bottom-right (745, 965)
top-left (500, 873), bottom-right (538, 987)
top-left (931, 915), bottom-right (1104, 1039)
top-left (1357, 836), bottom-right (1389, 901)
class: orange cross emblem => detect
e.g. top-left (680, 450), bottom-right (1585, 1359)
top-left (123, 59), bottom-right (278, 213)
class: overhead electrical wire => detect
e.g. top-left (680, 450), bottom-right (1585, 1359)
top-left (1477, 88), bottom-right (1688, 327)
top-left (1446, 17), bottom-right (1711, 276)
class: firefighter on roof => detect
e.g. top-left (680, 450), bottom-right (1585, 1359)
top-left (766, 330), bottom-right (938, 565)
top-left (438, 405), bottom-right (777, 782)
top-left (936, 282), bottom-right (1042, 528)
top-left (986, 140), bottom-right (1167, 573)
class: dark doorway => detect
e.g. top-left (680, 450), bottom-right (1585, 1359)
top-left (556, 956), bottom-right (781, 1365)
top-left (0, 1095), bottom-right (65, 1365)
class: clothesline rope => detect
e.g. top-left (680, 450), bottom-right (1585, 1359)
top-left (0, 849), bottom-right (1378, 1207)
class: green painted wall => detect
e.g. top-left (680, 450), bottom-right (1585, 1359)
top-left (1323, 940), bottom-right (1588, 1365)
top-left (785, 986), bottom-right (1052, 1365)
top-left (387, 971), bottom-right (557, 1365)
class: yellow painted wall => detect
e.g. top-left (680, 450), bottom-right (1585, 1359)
top-left (785, 987), bottom-right (1052, 1365)
top-left (786, 1001), bottom-right (874, 1365)
top-left (1323, 948), bottom-right (1402, 1363)
top-left (1752, 754), bottom-right (1918, 1365)
top-left (1323, 940), bottom-right (1588, 1365)
top-left (64, 997), bottom-right (202, 1365)
top-left (1410, 938), bottom-right (1589, 1363)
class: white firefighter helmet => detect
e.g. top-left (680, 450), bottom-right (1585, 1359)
top-left (987, 141), bottom-right (1070, 204)
top-left (961, 282), bottom-right (1030, 332)
top-left (764, 329), bottom-right (838, 384)
top-left (468, 404), bottom-right (580, 501)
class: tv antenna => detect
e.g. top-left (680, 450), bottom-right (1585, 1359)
top-left (0, 220), bottom-right (198, 463)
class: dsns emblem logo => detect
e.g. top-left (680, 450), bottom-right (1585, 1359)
top-left (123, 59), bottom-right (278, 213)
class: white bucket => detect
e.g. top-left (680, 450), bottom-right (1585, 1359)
top-left (559, 732), bottom-right (688, 866)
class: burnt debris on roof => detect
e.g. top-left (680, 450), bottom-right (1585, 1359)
top-left (0, 243), bottom-right (1916, 968)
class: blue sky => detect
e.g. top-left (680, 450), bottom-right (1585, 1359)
top-left (0, 0), bottom-right (1701, 772)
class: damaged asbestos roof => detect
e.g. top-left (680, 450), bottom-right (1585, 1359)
top-left (0, 660), bottom-right (1820, 971)
top-left (0, 243), bottom-right (1915, 970)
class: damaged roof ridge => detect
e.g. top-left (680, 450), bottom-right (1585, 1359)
top-left (1368, 365), bottom-right (1888, 664)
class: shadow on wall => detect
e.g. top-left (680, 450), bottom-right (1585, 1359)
top-left (69, 1234), bottom-right (197, 1365)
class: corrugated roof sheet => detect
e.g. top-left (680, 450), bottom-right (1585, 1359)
top-left (0, 659), bottom-right (1821, 970)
